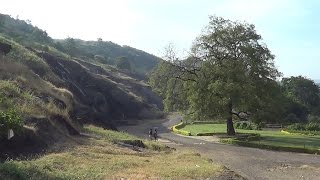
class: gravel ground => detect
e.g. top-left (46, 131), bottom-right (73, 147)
top-left (119, 117), bottom-right (320, 180)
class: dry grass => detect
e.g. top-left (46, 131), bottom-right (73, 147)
top-left (0, 58), bottom-right (73, 119)
top-left (0, 125), bottom-right (224, 179)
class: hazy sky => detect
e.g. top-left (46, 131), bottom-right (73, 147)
top-left (1, 0), bottom-right (320, 79)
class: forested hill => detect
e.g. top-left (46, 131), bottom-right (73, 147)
top-left (55, 39), bottom-right (160, 75)
top-left (0, 13), bottom-right (160, 75)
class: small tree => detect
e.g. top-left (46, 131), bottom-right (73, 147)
top-left (0, 109), bottom-right (23, 138)
top-left (116, 56), bottom-right (132, 71)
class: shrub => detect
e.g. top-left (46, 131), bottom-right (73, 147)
top-left (234, 121), bottom-right (260, 130)
top-left (286, 123), bottom-right (306, 131)
top-left (284, 130), bottom-right (320, 136)
top-left (305, 123), bottom-right (320, 131)
top-left (0, 108), bottom-right (23, 137)
top-left (308, 115), bottom-right (320, 123)
top-left (234, 133), bottom-right (261, 141)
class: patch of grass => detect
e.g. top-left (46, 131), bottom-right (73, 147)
top-left (0, 125), bottom-right (224, 179)
top-left (84, 125), bottom-right (170, 151)
top-left (181, 123), bottom-right (320, 153)
top-left (183, 124), bottom-right (226, 136)
top-left (143, 141), bottom-right (169, 151)
top-left (0, 80), bottom-right (68, 119)
top-left (84, 125), bottom-right (138, 143)
top-left (0, 35), bottom-right (49, 74)
top-left (284, 129), bottom-right (320, 136)
top-left (172, 122), bottom-right (191, 136)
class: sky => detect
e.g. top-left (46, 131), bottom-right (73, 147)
top-left (1, 0), bottom-right (320, 80)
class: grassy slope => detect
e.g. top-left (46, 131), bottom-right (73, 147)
top-left (0, 125), bottom-right (224, 179)
top-left (182, 124), bottom-right (320, 150)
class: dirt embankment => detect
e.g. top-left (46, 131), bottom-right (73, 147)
top-left (39, 52), bottom-right (163, 127)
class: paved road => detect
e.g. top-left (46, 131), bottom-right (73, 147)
top-left (120, 117), bottom-right (320, 180)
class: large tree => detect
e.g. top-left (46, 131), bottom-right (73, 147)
top-left (282, 76), bottom-right (320, 108)
top-left (281, 76), bottom-right (320, 116)
top-left (150, 16), bottom-right (280, 135)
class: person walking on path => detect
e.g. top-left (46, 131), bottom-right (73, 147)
top-left (153, 129), bottom-right (158, 141)
top-left (148, 128), bottom-right (153, 140)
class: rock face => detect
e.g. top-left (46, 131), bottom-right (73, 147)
top-left (39, 52), bottom-right (163, 127)
top-left (0, 42), bottom-right (11, 55)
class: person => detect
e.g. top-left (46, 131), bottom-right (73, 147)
top-left (153, 129), bottom-right (158, 141)
top-left (148, 128), bottom-right (153, 140)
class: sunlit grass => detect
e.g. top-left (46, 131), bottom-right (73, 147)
top-left (0, 125), bottom-right (224, 179)
top-left (181, 123), bottom-right (320, 150)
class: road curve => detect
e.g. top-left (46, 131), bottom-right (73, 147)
top-left (119, 117), bottom-right (320, 180)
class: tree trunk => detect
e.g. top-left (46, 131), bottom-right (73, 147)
top-left (227, 116), bottom-right (235, 136)
top-left (227, 100), bottom-right (236, 136)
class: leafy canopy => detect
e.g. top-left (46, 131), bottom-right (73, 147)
top-left (150, 16), bottom-right (280, 134)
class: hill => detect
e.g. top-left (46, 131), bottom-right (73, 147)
top-left (0, 13), bottom-right (160, 76)
top-left (0, 13), bottom-right (163, 158)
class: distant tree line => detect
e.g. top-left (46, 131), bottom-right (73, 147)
top-left (0, 13), bottom-right (160, 76)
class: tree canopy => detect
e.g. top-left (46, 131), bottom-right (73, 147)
top-left (282, 76), bottom-right (320, 109)
top-left (116, 56), bottom-right (132, 71)
top-left (150, 16), bottom-right (280, 135)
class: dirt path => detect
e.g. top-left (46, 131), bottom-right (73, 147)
top-left (119, 116), bottom-right (320, 180)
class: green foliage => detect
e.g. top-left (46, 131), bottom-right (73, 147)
top-left (0, 13), bottom-right (53, 46)
top-left (56, 39), bottom-right (160, 75)
top-left (0, 13), bottom-right (159, 76)
top-left (282, 76), bottom-right (320, 108)
top-left (0, 108), bottom-right (23, 137)
top-left (220, 138), bottom-right (320, 154)
top-left (308, 115), bottom-right (320, 123)
top-left (0, 35), bottom-right (51, 77)
top-left (286, 122), bottom-right (320, 131)
top-left (306, 123), bottom-right (320, 131)
top-left (143, 141), bottom-right (169, 151)
top-left (286, 123), bottom-right (306, 131)
top-left (149, 16), bottom-right (280, 135)
top-left (182, 123), bottom-right (320, 154)
top-left (234, 121), bottom-right (254, 130)
top-left (63, 37), bottom-right (77, 56)
top-left (284, 129), bottom-right (320, 136)
top-left (83, 125), bottom-right (138, 143)
top-left (115, 56), bottom-right (132, 71)
top-left (172, 122), bottom-right (191, 136)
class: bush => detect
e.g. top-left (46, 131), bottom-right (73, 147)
top-left (286, 122), bottom-right (320, 132)
top-left (234, 133), bottom-right (261, 141)
top-left (0, 109), bottom-right (23, 137)
top-left (308, 115), bottom-right (320, 123)
top-left (286, 123), bottom-right (306, 131)
top-left (305, 123), bottom-right (320, 131)
top-left (234, 121), bottom-right (260, 130)
top-left (284, 130), bottom-right (320, 136)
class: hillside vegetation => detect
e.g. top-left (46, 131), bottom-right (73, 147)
top-left (0, 13), bottom-right (163, 157)
top-left (0, 13), bottom-right (160, 76)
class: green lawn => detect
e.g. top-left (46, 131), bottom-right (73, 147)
top-left (181, 124), bottom-right (320, 150)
